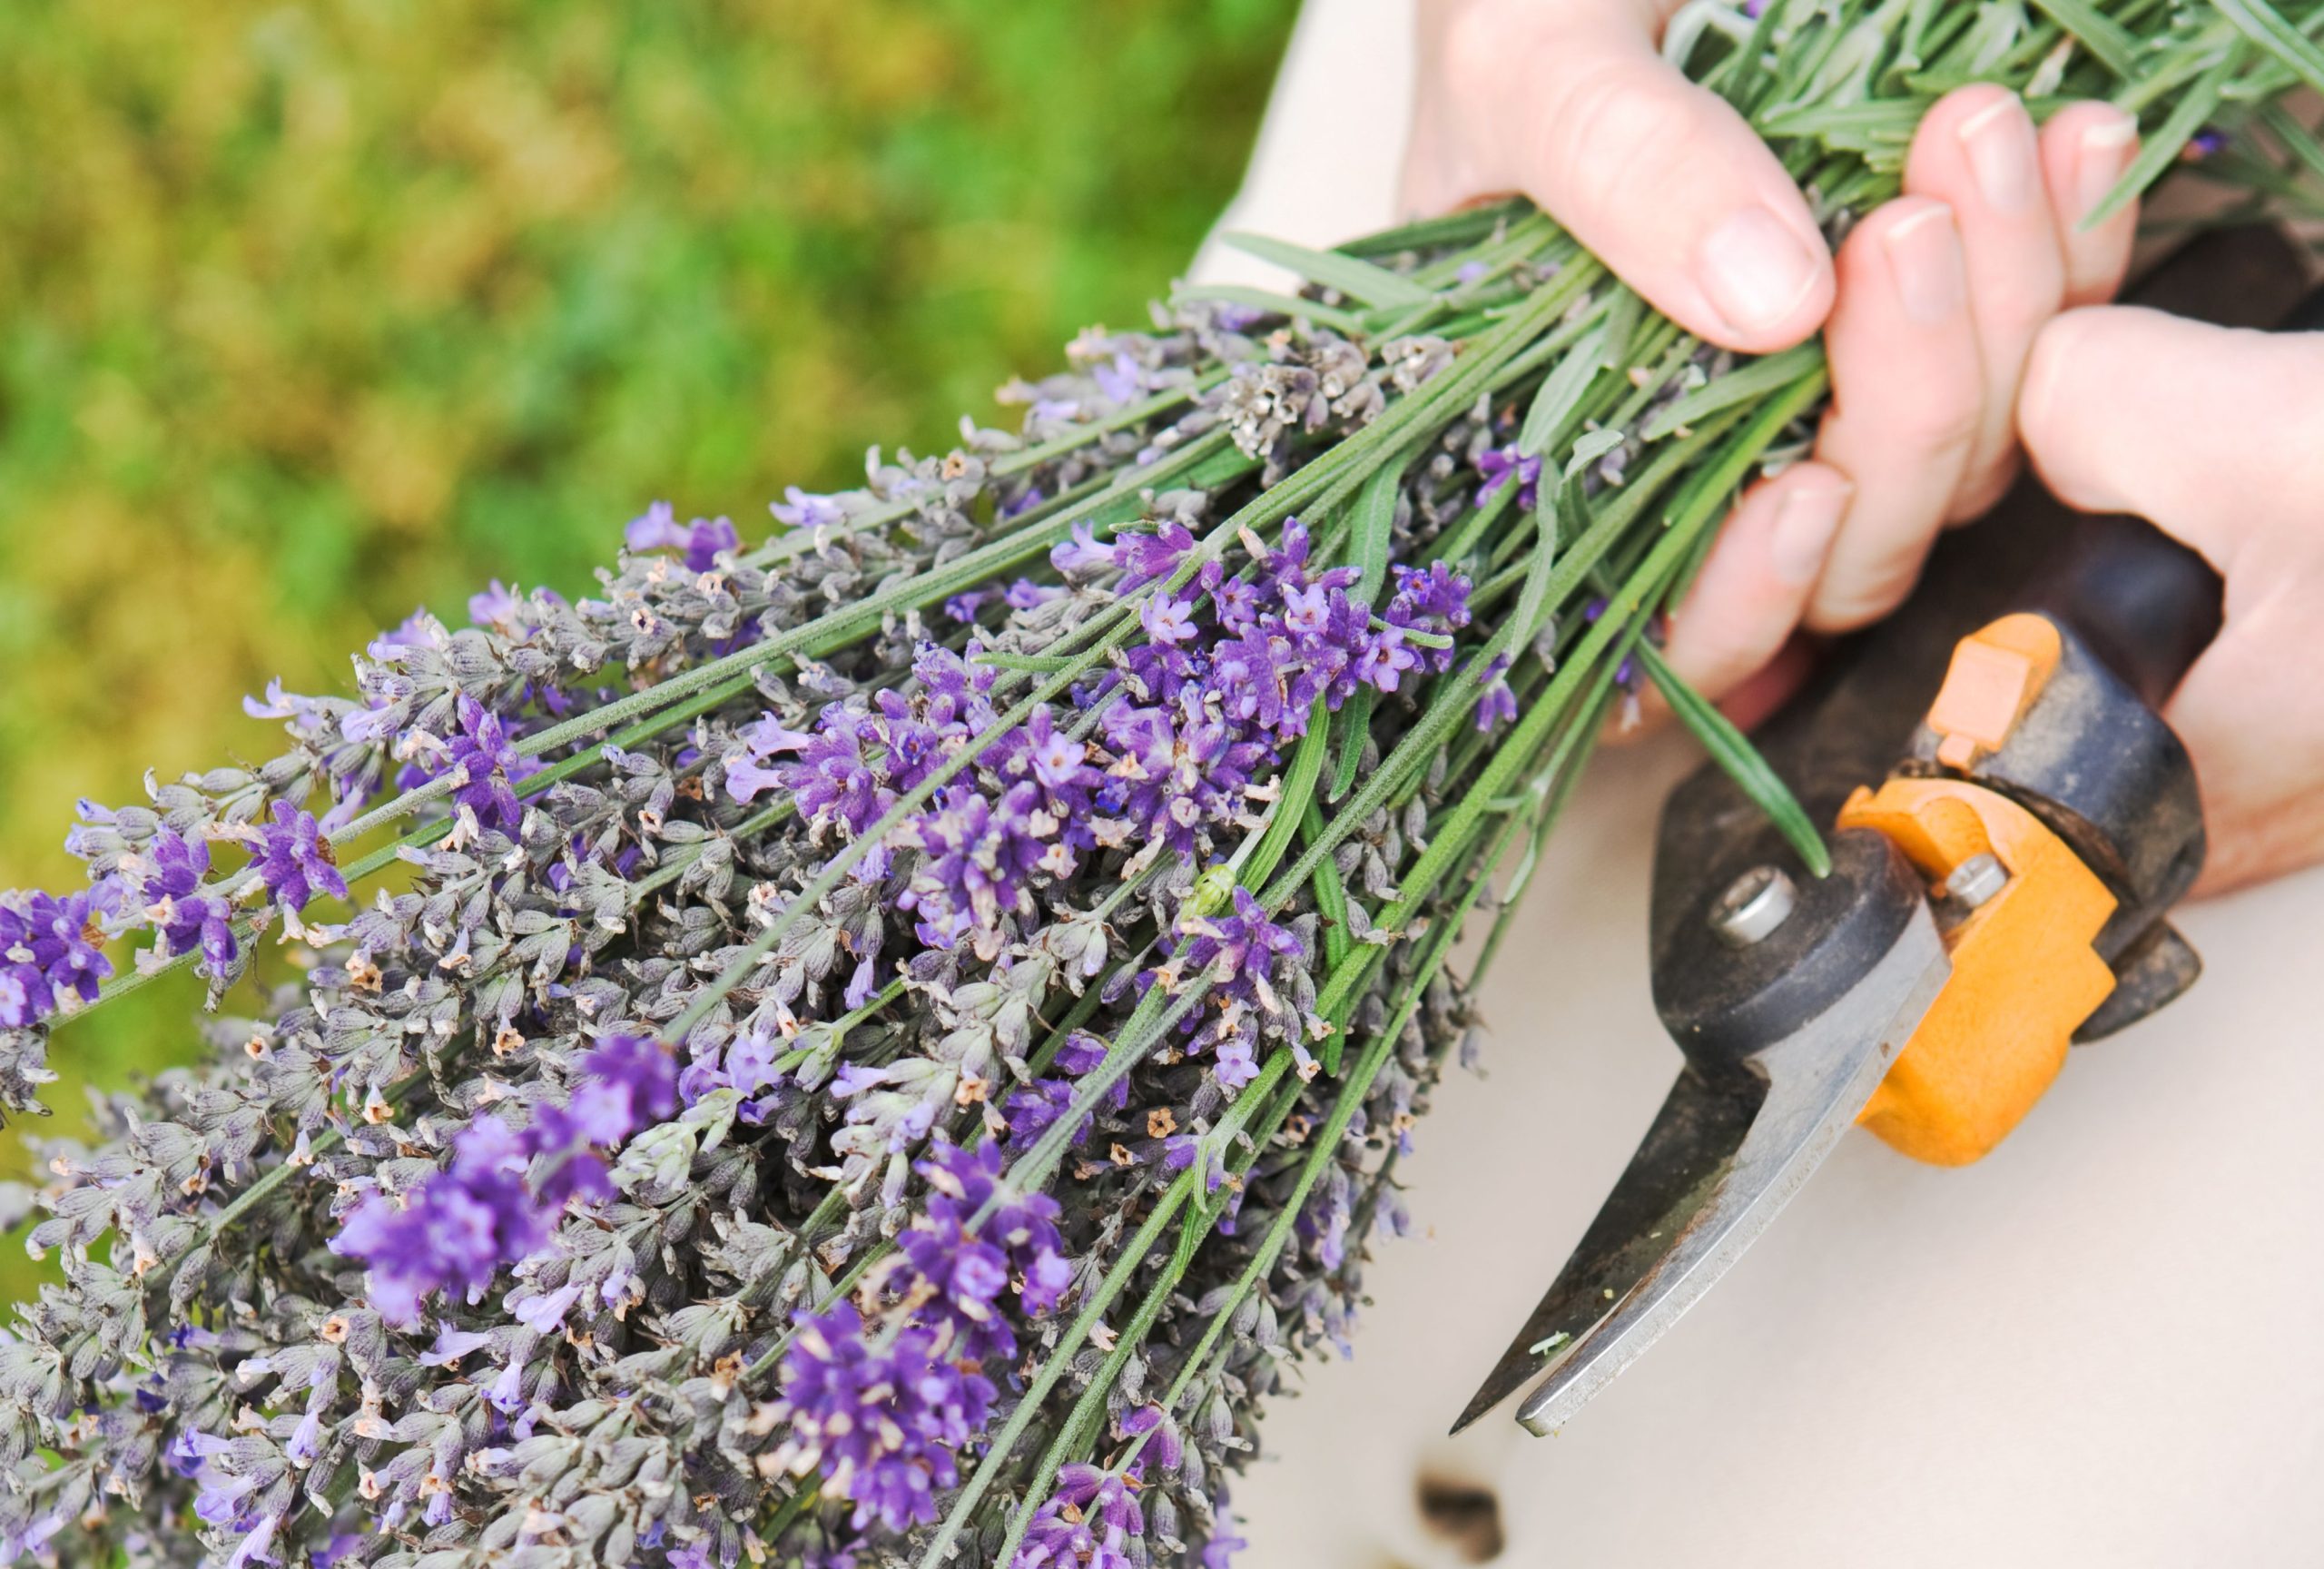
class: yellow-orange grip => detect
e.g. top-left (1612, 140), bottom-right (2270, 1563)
top-left (1837, 775), bottom-right (2117, 1165)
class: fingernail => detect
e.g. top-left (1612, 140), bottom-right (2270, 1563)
top-left (1959, 93), bottom-right (2039, 212)
top-left (2074, 107), bottom-right (2139, 220)
top-left (1699, 206), bottom-right (1825, 334)
top-left (1882, 202), bottom-right (1966, 325)
top-left (1769, 477), bottom-right (1853, 587)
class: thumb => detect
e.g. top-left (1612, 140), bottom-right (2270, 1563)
top-left (2018, 306), bottom-right (2324, 573)
top-left (1410, 1), bottom-right (1833, 352)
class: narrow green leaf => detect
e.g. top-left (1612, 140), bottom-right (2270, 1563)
top-left (1220, 231), bottom-right (1439, 309)
top-left (2026, 0), bottom-right (2138, 78)
top-left (1642, 340), bottom-right (1827, 439)
top-left (1379, 619), bottom-right (1452, 648)
top-left (1326, 686), bottom-right (1377, 803)
top-left (1756, 99), bottom-right (1924, 139)
top-left (1241, 699), bottom-right (1332, 893)
top-left (1301, 795), bottom-right (1354, 973)
top-left (1516, 319), bottom-right (1611, 457)
top-left (2215, 0), bottom-right (2324, 98)
top-left (1637, 644), bottom-right (1832, 878)
top-left (1348, 459), bottom-right (1404, 607)
top-left (1563, 427), bottom-right (1627, 479)
top-left (969, 652), bottom-right (1073, 673)
top-left (1334, 199), bottom-right (1531, 260)
top-left (1501, 479), bottom-right (1571, 657)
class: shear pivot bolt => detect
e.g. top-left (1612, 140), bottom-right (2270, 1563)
top-left (1710, 865), bottom-right (1796, 948)
top-left (1944, 852), bottom-right (2008, 909)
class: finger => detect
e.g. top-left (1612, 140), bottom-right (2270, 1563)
top-left (1423, 1), bottom-right (1833, 351)
top-left (1805, 197), bottom-right (1983, 630)
top-left (2169, 606), bottom-right (2324, 895)
top-left (1658, 460), bottom-right (1854, 698)
top-left (1902, 86), bottom-right (2067, 520)
top-left (2018, 306), bottom-right (2324, 570)
top-left (2038, 101), bottom-right (2141, 307)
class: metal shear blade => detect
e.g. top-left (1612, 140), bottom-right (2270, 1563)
top-left (1453, 901), bottom-right (1947, 1436)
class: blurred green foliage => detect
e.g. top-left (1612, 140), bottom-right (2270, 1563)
top-left (0, 0), bottom-right (1295, 1277)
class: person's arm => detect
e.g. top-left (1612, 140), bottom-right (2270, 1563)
top-left (1403, 1), bottom-right (2140, 702)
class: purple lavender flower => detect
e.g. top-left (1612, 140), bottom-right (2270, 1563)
top-left (1009, 708), bottom-right (1091, 799)
top-left (524, 1034), bottom-right (677, 1206)
top-left (1050, 522), bottom-right (1117, 577)
top-left (1280, 583), bottom-right (1329, 636)
top-left (137, 832), bottom-right (239, 975)
top-left (1387, 560), bottom-right (1473, 629)
top-left (1203, 1504), bottom-right (1248, 1569)
top-left (586, 1032), bottom-right (680, 1124)
top-left (468, 579), bottom-right (524, 627)
top-left (370, 610), bottom-right (435, 656)
top-left (921, 1140), bottom-right (1073, 1316)
top-left (1474, 659), bottom-right (1519, 732)
top-left (896, 1204), bottom-right (1015, 1362)
top-left (999, 1078), bottom-right (1084, 1147)
top-left (1175, 886), bottom-right (1305, 1036)
top-left (336, 1041), bottom-right (671, 1324)
top-left (772, 485), bottom-right (850, 531)
top-left (895, 784), bottom-right (1058, 955)
top-left (1476, 446), bottom-right (1542, 510)
top-left (333, 1116), bottom-right (545, 1326)
top-left (445, 695), bottom-right (537, 834)
top-left (1213, 575), bottom-right (1261, 630)
top-left (625, 500), bottom-right (741, 572)
top-left (1092, 350), bottom-right (1147, 405)
top-left (779, 1302), bottom-right (995, 1534)
top-left (1013, 1465), bottom-right (1145, 1569)
top-left (251, 801), bottom-right (349, 915)
top-left (0, 887), bottom-right (113, 1027)
top-left (1356, 626), bottom-right (1421, 693)
top-left (1139, 593), bottom-right (1198, 646)
top-left (1113, 520), bottom-right (1196, 593)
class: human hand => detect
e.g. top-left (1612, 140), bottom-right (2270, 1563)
top-left (2017, 307), bottom-right (2324, 894)
top-left (1402, 3), bottom-right (2143, 703)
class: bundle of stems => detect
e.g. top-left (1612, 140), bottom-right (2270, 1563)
top-left (0, 4), bottom-right (2319, 1567)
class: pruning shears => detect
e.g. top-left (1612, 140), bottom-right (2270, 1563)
top-left (1454, 230), bottom-right (2324, 1439)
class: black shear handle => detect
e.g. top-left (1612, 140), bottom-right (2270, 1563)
top-left (2026, 515), bottom-right (2219, 713)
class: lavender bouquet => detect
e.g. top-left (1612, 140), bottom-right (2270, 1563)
top-left (4, 4), bottom-right (2321, 1566)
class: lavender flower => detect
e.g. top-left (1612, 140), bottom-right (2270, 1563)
top-left (1016, 1465), bottom-right (1145, 1569)
top-left (778, 1303), bottom-right (996, 1534)
top-left (626, 500), bottom-right (743, 571)
top-left (1474, 655), bottom-right (1518, 731)
top-left (332, 1116), bottom-right (543, 1325)
top-left (1475, 445), bottom-right (1541, 509)
top-left (250, 801), bottom-right (349, 915)
top-left (136, 830), bottom-right (239, 974)
top-left (0, 887), bottom-right (113, 1027)
top-left (335, 1036), bottom-right (675, 1322)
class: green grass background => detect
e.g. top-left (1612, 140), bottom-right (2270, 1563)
top-left (0, 0), bottom-right (1298, 1291)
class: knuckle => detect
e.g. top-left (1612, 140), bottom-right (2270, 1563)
top-left (1529, 57), bottom-right (1698, 222)
top-left (1881, 389), bottom-right (1983, 458)
top-left (1809, 544), bottom-right (1933, 633)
